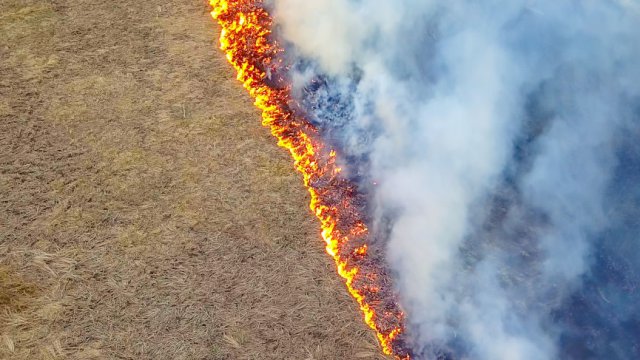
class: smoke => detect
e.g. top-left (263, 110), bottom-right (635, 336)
top-left (271, 1), bottom-right (640, 359)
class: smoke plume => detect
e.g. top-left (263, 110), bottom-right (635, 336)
top-left (271, 1), bottom-right (640, 358)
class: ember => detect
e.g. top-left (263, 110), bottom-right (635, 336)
top-left (209, 0), bottom-right (411, 358)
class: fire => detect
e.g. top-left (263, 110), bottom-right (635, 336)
top-left (209, 1), bottom-right (411, 358)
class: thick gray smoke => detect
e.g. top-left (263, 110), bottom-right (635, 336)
top-left (272, 1), bottom-right (640, 359)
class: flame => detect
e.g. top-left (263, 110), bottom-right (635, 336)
top-left (209, 1), bottom-right (411, 358)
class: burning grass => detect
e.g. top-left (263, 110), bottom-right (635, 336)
top-left (210, 1), bottom-right (411, 358)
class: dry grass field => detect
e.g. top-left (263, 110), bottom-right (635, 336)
top-left (0, 0), bottom-right (388, 359)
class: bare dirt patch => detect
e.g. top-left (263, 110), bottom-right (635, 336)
top-left (0, 0), bottom-right (388, 359)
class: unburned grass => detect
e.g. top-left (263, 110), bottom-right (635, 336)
top-left (0, 0), bottom-right (390, 359)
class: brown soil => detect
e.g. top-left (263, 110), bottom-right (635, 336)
top-left (0, 0), bottom-right (388, 359)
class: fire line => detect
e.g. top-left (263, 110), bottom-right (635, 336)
top-left (209, 1), bottom-right (411, 358)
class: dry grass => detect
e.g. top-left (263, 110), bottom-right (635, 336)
top-left (0, 0), bottom-right (389, 359)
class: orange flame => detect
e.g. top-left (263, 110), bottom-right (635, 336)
top-left (209, 1), bottom-right (411, 358)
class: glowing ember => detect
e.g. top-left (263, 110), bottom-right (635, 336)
top-left (209, 1), bottom-right (411, 358)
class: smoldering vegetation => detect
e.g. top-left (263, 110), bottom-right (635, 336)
top-left (272, 1), bottom-right (640, 359)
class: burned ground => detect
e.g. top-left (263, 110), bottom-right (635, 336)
top-left (0, 0), bottom-right (388, 359)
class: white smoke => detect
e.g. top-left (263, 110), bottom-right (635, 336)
top-left (272, 1), bottom-right (640, 359)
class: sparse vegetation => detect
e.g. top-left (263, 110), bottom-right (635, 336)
top-left (0, 0), bottom-right (388, 358)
